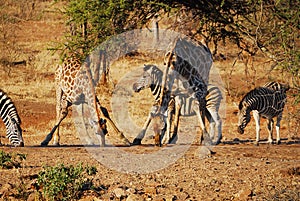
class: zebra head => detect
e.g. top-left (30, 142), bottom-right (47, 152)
top-left (237, 101), bottom-right (251, 134)
top-left (133, 64), bottom-right (162, 93)
top-left (7, 117), bottom-right (24, 147)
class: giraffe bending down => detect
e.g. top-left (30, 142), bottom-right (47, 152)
top-left (41, 56), bottom-right (130, 147)
top-left (154, 37), bottom-right (213, 146)
top-left (132, 65), bottom-right (223, 146)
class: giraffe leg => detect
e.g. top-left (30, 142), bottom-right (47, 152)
top-left (41, 90), bottom-right (69, 146)
top-left (253, 110), bottom-right (260, 146)
top-left (193, 101), bottom-right (211, 146)
top-left (165, 98), bottom-right (180, 145)
top-left (132, 112), bottom-right (153, 145)
top-left (96, 99), bottom-right (130, 146)
top-left (132, 104), bottom-right (160, 145)
top-left (161, 105), bottom-right (173, 145)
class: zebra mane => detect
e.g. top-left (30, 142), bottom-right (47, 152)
top-left (143, 64), bottom-right (156, 71)
top-left (263, 81), bottom-right (290, 93)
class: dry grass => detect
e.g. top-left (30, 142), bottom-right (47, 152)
top-left (0, 2), bottom-right (299, 201)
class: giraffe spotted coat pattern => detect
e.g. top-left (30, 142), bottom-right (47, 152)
top-left (41, 55), bottom-right (129, 147)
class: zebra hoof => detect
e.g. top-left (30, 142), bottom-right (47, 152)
top-left (131, 138), bottom-right (142, 146)
top-left (276, 140), bottom-right (281, 145)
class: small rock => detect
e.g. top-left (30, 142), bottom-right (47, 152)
top-left (198, 146), bottom-right (212, 159)
top-left (93, 197), bottom-right (103, 201)
top-left (27, 192), bottom-right (43, 201)
top-left (152, 195), bottom-right (164, 201)
top-left (126, 194), bottom-right (144, 201)
top-left (144, 186), bottom-right (157, 194)
top-left (165, 195), bottom-right (176, 201)
top-left (237, 189), bottom-right (253, 200)
top-left (176, 191), bottom-right (189, 200)
top-left (126, 187), bottom-right (136, 194)
top-left (113, 187), bottom-right (127, 198)
top-left (0, 183), bottom-right (13, 196)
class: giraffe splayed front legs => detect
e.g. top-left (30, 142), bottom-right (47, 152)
top-left (41, 56), bottom-right (130, 147)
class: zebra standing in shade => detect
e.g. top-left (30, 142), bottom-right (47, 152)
top-left (132, 64), bottom-right (223, 145)
top-left (0, 89), bottom-right (24, 147)
top-left (237, 82), bottom-right (289, 145)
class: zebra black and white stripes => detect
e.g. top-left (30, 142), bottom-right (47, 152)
top-left (0, 90), bottom-right (24, 147)
top-left (237, 82), bottom-right (289, 145)
top-left (132, 64), bottom-right (222, 145)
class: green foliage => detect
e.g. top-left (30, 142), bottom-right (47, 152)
top-left (0, 150), bottom-right (26, 169)
top-left (54, 0), bottom-right (169, 58)
top-left (37, 163), bottom-right (97, 201)
top-left (55, 0), bottom-right (299, 98)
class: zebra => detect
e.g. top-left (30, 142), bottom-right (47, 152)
top-left (0, 89), bottom-right (24, 147)
top-left (237, 82), bottom-right (289, 145)
top-left (132, 64), bottom-right (223, 145)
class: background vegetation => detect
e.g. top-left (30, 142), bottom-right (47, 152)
top-left (57, 0), bottom-right (299, 99)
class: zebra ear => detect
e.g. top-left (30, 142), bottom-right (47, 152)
top-left (143, 64), bottom-right (151, 71)
top-left (10, 117), bottom-right (18, 124)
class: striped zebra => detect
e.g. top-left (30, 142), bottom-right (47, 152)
top-left (237, 82), bottom-right (289, 145)
top-left (0, 89), bottom-right (24, 147)
top-left (132, 64), bottom-right (223, 145)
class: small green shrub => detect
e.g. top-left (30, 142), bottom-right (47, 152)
top-left (37, 163), bottom-right (97, 201)
top-left (0, 150), bottom-right (26, 169)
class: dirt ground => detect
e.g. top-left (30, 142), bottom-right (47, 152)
top-left (0, 1), bottom-right (299, 200)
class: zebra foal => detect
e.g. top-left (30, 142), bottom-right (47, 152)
top-left (237, 82), bottom-right (289, 145)
top-left (132, 64), bottom-right (222, 145)
top-left (0, 89), bottom-right (24, 147)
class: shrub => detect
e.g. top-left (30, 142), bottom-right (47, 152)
top-left (37, 163), bottom-right (97, 201)
top-left (0, 150), bottom-right (26, 169)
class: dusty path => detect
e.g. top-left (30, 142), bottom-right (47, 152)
top-left (0, 142), bottom-right (299, 200)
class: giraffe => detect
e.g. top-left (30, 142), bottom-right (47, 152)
top-left (41, 54), bottom-right (130, 147)
top-left (155, 37), bottom-right (213, 145)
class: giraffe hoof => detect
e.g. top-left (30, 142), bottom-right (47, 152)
top-left (131, 138), bottom-right (142, 146)
top-left (53, 142), bottom-right (60, 147)
top-left (253, 141), bottom-right (259, 146)
top-left (41, 141), bottom-right (48, 147)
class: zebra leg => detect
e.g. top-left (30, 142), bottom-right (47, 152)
top-left (267, 118), bottom-right (274, 144)
top-left (253, 110), bottom-right (260, 146)
top-left (275, 114), bottom-right (282, 144)
top-left (207, 108), bottom-right (222, 145)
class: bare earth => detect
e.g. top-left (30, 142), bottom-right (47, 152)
top-left (0, 1), bottom-right (299, 200)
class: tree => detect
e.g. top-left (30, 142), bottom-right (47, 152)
top-left (57, 0), bottom-right (299, 98)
